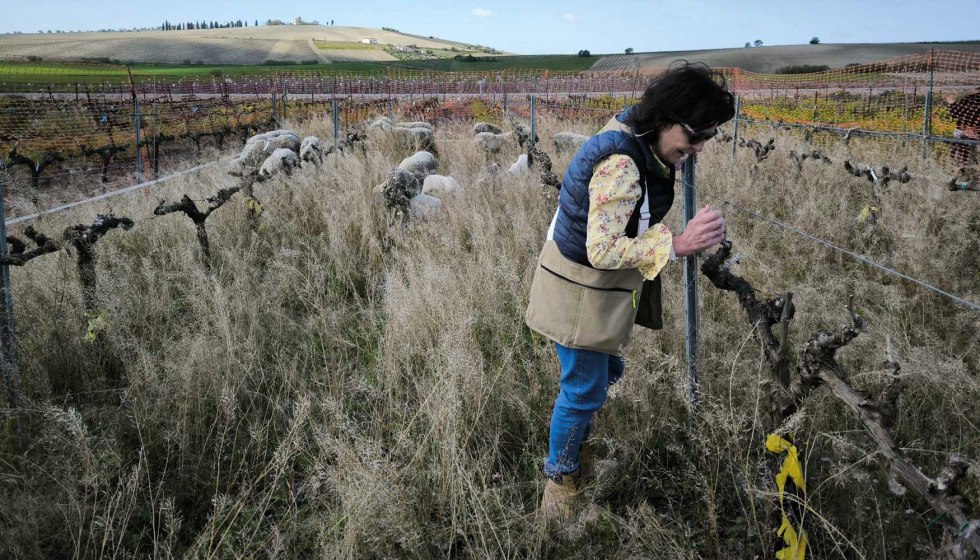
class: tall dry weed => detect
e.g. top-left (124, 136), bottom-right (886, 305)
top-left (0, 112), bottom-right (976, 558)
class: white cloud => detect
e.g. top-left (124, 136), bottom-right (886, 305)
top-left (472, 7), bottom-right (493, 17)
top-left (562, 13), bottom-right (577, 21)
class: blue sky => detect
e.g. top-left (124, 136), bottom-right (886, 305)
top-left (2, 0), bottom-right (977, 55)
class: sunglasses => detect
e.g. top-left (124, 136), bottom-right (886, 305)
top-left (680, 122), bottom-right (718, 144)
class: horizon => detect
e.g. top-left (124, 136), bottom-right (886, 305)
top-left (2, 0), bottom-right (978, 56)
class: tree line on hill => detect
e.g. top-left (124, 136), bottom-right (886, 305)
top-left (161, 20), bottom-right (249, 31)
top-left (743, 37), bottom-right (821, 47)
top-left (160, 18), bottom-right (335, 31)
top-left (2, 17), bottom-right (341, 34)
top-left (266, 17), bottom-right (334, 26)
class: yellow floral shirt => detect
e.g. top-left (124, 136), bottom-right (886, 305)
top-left (586, 154), bottom-right (673, 280)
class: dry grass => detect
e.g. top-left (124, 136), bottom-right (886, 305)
top-left (0, 111), bottom-right (978, 559)
top-left (0, 26), bottom-right (468, 65)
top-left (592, 43), bottom-right (980, 73)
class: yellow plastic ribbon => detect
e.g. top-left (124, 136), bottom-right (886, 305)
top-left (85, 311), bottom-right (108, 342)
top-left (766, 433), bottom-right (806, 500)
top-left (244, 196), bottom-right (263, 219)
top-left (767, 433), bottom-right (807, 560)
top-left (857, 205), bottom-right (879, 224)
top-left (776, 514), bottom-right (808, 560)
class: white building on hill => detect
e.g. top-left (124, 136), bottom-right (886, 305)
top-left (361, 38), bottom-right (378, 44)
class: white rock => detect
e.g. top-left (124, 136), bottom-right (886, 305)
top-left (422, 175), bottom-right (462, 198)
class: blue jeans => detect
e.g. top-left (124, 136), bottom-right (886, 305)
top-left (543, 342), bottom-right (625, 478)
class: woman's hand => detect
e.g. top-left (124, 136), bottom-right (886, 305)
top-left (672, 205), bottom-right (725, 257)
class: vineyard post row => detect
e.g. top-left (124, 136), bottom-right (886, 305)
top-left (3, 49), bottom-right (980, 192)
top-left (0, 178), bottom-right (21, 440)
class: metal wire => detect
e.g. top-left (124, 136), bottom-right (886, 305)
top-left (692, 185), bottom-right (980, 313)
top-left (738, 118), bottom-right (980, 146)
top-left (5, 161), bottom-right (219, 226)
top-left (4, 163), bottom-right (140, 182)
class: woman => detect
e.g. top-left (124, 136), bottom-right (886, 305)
top-left (525, 62), bottom-right (735, 521)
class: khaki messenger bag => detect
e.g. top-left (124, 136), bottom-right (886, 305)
top-left (525, 240), bottom-right (647, 356)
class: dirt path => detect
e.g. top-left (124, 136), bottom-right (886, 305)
top-left (307, 39), bottom-right (332, 64)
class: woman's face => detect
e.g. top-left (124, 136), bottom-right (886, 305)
top-left (653, 123), bottom-right (711, 167)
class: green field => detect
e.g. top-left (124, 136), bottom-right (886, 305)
top-left (313, 41), bottom-right (385, 51)
top-left (1, 61), bottom-right (373, 86)
top-left (391, 54), bottom-right (602, 72)
top-left (0, 55), bottom-right (606, 88)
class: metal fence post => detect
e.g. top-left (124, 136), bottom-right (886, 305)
top-left (0, 178), bottom-right (23, 441)
top-left (731, 94), bottom-right (741, 163)
top-left (903, 64), bottom-right (909, 141)
top-left (503, 91), bottom-right (508, 116)
top-left (922, 89), bottom-right (932, 161)
top-left (151, 100), bottom-right (158, 177)
top-left (681, 155), bottom-right (700, 426)
top-left (272, 90), bottom-right (278, 129)
top-left (529, 95), bottom-right (536, 150)
top-left (927, 47), bottom-right (935, 107)
top-left (134, 95), bottom-right (143, 181)
top-left (281, 85), bottom-right (287, 122)
top-left (923, 49), bottom-right (935, 161)
top-left (332, 100), bottom-right (339, 144)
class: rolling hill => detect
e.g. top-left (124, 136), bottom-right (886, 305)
top-left (591, 42), bottom-right (980, 73)
top-left (0, 25), bottom-right (496, 65)
top-left (2, 24), bottom-right (978, 74)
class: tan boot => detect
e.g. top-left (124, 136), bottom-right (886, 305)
top-left (540, 469), bottom-right (586, 523)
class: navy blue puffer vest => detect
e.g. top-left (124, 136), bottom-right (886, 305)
top-left (552, 106), bottom-right (676, 267)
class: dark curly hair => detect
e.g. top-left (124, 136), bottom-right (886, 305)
top-left (627, 61), bottom-right (735, 141)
